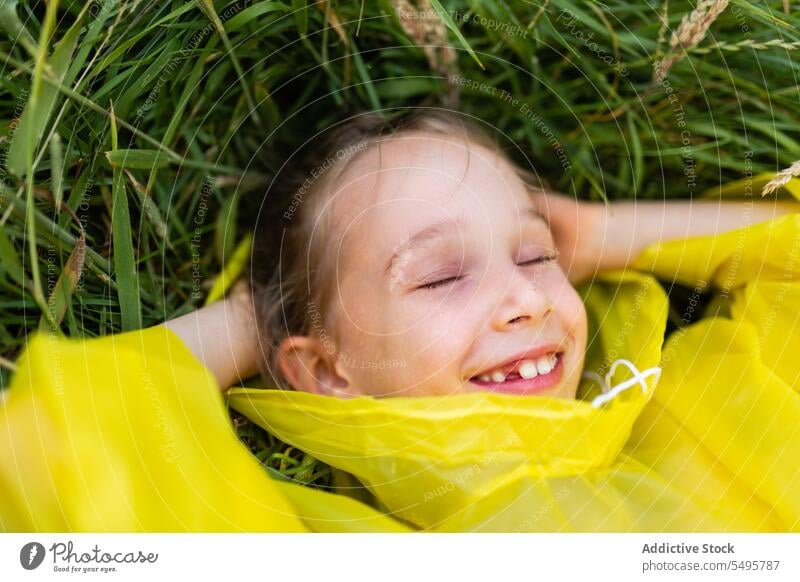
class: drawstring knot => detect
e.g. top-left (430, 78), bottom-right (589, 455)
top-left (582, 359), bottom-right (662, 408)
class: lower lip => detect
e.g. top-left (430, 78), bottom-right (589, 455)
top-left (469, 353), bottom-right (564, 396)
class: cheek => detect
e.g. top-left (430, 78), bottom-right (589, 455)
top-left (418, 325), bottom-right (465, 366)
top-left (543, 275), bottom-right (588, 341)
top-left (397, 282), bottom-right (476, 332)
top-left (563, 290), bottom-right (588, 348)
top-left (336, 274), bottom-right (480, 393)
top-left (334, 295), bottom-right (466, 369)
top-left (385, 305), bottom-right (469, 371)
top-left (335, 273), bottom-right (397, 335)
top-left (325, 287), bottom-right (393, 377)
top-left (338, 328), bottom-right (466, 397)
top-left (382, 301), bottom-right (475, 393)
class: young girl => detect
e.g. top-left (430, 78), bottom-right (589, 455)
top-left (164, 109), bottom-right (796, 397)
top-left (4, 109), bottom-right (798, 533)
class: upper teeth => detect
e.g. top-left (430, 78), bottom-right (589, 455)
top-left (518, 361), bottom-right (539, 379)
top-left (478, 353), bottom-right (558, 382)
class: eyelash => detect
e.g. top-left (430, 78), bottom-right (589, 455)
top-left (416, 254), bottom-right (559, 291)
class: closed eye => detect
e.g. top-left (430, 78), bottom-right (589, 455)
top-left (518, 253), bottom-right (559, 267)
top-left (417, 254), bottom-right (558, 291)
top-left (416, 275), bottom-right (464, 291)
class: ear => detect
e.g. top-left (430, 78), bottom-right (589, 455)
top-left (276, 336), bottom-right (356, 397)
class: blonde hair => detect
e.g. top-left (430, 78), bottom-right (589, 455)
top-left (249, 109), bottom-right (547, 389)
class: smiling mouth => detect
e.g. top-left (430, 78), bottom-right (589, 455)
top-left (469, 352), bottom-right (564, 395)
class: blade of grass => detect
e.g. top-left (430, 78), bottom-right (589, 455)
top-left (145, 37), bottom-right (220, 192)
top-left (109, 104), bottom-right (142, 331)
top-left (224, 2), bottom-right (289, 33)
top-left (292, 0), bottom-right (308, 36)
top-left (427, 0), bottom-right (484, 70)
top-left (196, 0), bottom-right (263, 128)
top-left (626, 112), bottom-right (644, 196)
top-left (0, 228), bottom-right (26, 290)
top-left (0, 183), bottom-right (111, 277)
top-left (28, 1), bottom-right (106, 178)
top-left (93, 1), bottom-right (198, 76)
top-left (0, 0), bottom-right (38, 58)
top-left (124, 169), bottom-right (172, 250)
top-left (14, 0), bottom-right (61, 331)
top-left (49, 131), bottom-right (64, 211)
top-left (38, 231), bottom-right (85, 332)
top-left (214, 189), bottom-right (238, 263)
top-left (105, 149), bottom-right (173, 170)
top-left (0, 50), bottom-right (243, 176)
top-left (204, 233), bottom-right (252, 305)
top-left (6, 1), bottom-right (84, 177)
top-left (349, 40), bottom-right (381, 109)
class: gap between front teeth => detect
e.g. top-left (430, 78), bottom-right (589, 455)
top-left (478, 353), bottom-right (558, 382)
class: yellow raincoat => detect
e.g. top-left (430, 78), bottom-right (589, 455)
top-left (0, 324), bottom-right (409, 532)
top-left (2, 186), bottom-right (799, 532)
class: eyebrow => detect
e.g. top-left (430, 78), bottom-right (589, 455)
top-left (382, 207), bottom-right (549, 277)
top-left (523, 207), bottom-right (550, 228)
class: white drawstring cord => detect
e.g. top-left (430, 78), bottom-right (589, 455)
top-left (583, 358), bottom-right (662, 408)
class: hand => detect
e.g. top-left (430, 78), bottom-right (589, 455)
top-left (529, 189), bottom-right (602, 284)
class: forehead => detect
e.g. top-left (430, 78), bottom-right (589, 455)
top-left (329, 131), bottom-right (534, 243)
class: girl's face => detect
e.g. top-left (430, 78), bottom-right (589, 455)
top-left (280, 131), bottom-right (587, 399)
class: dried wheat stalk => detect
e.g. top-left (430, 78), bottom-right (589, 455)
top-left (762, 160), bottom-right (800, 197)
top-left (391, 0), bottom-right (460, 106)
top-left (653, 0), bottom-right (729, 84)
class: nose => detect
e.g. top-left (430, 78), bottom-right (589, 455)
top-left (489, 266), bottom-right (554, 331)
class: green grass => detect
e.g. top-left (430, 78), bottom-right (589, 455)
top-left (1, 0), bottom-right (799, 483)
